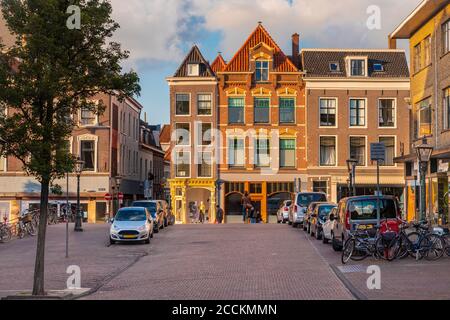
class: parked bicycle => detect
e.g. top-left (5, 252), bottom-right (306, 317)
top-left (342, 225), bottom-right (384, 264)
top-left (0, 220), bottom-right (12, 243)
top-left (395, 221), bottom-right (444, 261)
top-left (15, 213), bottom-right (36, 239)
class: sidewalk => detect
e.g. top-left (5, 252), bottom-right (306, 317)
top-left (0, 223), bottom-right (149, 299)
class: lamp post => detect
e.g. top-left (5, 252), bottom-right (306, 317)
top-left (346, 159), bottom-right (358, 197)
top-left (115, 175), bottom-right (122, 211)
top-left (415, 138), bottom-right (433, 222)
top-left (74, 158), bottom-right (84, 232)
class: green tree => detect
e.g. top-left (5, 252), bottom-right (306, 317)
top-left (0, 0), bottom-right (140, 296)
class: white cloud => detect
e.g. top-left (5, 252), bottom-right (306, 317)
top-left (109, 0), bottom-right (421, 65)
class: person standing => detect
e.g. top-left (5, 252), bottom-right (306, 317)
top-left (216, 205), bottom-right (224, 224)
top-left (199, 201), bottom-right (205, 224)
top-left (241, 191), bottom-right (253, 224)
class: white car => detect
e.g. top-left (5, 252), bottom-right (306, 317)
top-left (289, 192), bottom-right (327, 228)
top-left (322, 207), bottom-right (338, 244)
top-left (110, 207), bottom-right (154, 245)
top-left (277, 200), bottom-right (292, 223)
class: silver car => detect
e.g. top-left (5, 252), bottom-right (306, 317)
top-left (277, 200), bottom-right (292, 223)
top-left (110, 207), bottom-right (154, 245)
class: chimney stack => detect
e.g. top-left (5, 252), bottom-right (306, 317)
top-left (292, 33), bottom-right (300, 66)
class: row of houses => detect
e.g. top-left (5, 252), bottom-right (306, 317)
top-left (165, 0), bottom-right (449, 224)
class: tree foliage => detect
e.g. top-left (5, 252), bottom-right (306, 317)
top-left (0, 0), bottom-right (140, 295)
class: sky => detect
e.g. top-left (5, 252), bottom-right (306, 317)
top-left (109, 0), bottom-right (422, 126)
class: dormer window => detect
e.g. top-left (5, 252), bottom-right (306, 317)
top-left (187, 63), bottom-right (200, 76)
top-left (329, 62), bottom-right (340, 72)
top-left (350, 59), bottom-right (366, 76)
top-left (373, 63), bottom-right (384, 72)
top-left (255, 60), bottom-right (269, 82)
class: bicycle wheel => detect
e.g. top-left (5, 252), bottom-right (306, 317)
top-left (26, 223), bottom-right (36, 236)
top-left (406, 232), bottom-right (423, 260)
top-left (395, 233), bottom-right (410, 259)
top-left (375, 236), bottom-right (399, 261)
top-left (443, 234), bottom-right (450, 257)
top-left (422, 234), bottom-right (444, 261)
top-left (342, 238), bottom-right (355, 264)
top-left (17, 225), bottom-right (25, 239)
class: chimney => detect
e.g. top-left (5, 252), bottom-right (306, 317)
top-left (292, 33), bottom-right (300, 66)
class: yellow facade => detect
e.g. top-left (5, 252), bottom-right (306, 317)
top-left (169, 178), bottom-right (216, 224)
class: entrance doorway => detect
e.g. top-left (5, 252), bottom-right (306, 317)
top-left (186, 188), bottom-right (211, 224)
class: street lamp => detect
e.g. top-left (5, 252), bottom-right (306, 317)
top-left (74, 157), bottom-right (85, 232)
top-left (346, 158), bottom-right (358, 197)
top-left (115, 175), bottom-right (122, 211)
top-left (415, 138), bottom-right (433, 222)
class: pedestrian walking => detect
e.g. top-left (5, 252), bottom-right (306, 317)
top-left (216, 205), bottom-right (224, 224)
top-left (241, 191), bottom-right (254, 224)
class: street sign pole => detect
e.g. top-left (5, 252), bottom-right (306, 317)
top-left (377, 159), bottom-right (381, 227)
top-left (66, 171), bottom-right (69, 259)
top-left (371, 143), bottom-right (386, 228)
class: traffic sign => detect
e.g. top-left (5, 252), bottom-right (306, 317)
top-left (370, 143), bottom-right (386, 161)
top-left (118, 192), bottom-right (124, 200)
top-left (104, 193), bottom-right (112, 201)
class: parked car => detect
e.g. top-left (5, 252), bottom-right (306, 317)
top-left (277, 200), bottom-right (292, 224)
top-left (322, 207), bottom-right (338, 244)
top-left (289, 192), bottom-right (327, 228)
top-left (109, 207), bottom-right (154, 245)
top-left (304, 201), bottom-right (327, 233)
top-left (309, 203), bottom-right (337, 240)
top-left (330, 195), bottom-right (401, 252)
top-left (131, 200), bottom-right (165, 233)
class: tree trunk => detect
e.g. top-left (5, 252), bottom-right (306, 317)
top-left (32, 178), bottom-right (50, 296)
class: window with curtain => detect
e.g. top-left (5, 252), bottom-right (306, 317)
top-left (444, 88), bottom-right (450, 130)
top-left (280, 139), bottom-right (295, 168)
top-left (197, 94), bottom-right (212, 115)
top-left (379, 137), bottom-right (395, 166)
top-left (378, 99), bottom-right (395, 127)
top-left (416, 98), bottom-right (432, 137)
top-left (350, 137), bottom-right (366, 166)
top-left (175, 123), bottom-right (190, 145)
top-left (198, 152), bottom-right (212, 177)
top-left (198, 123), bottom-right (212, 146)
top-left (80, 140), bottom-right (95, 171)
top-left (228, 97), bottom-right (245, 124)
top-left (443, 19), bottom-right (450, 54)
top-left (255, 61), bottom-right (269, 82)
top-left (350, 59), bottom-right (365, 76)
top-left (229, 138), bottom-right (245, 167)
top-left (176, 94), bottom-right (190, 115)
top-left (320, 136), bottom-right (336, 166)
top-left (255, 138), bottom-right (270, 167)
top-left (320, 98), bottom-right (336, 126)
top-left (350, 99), bottom-right (366, 127)
top-left (279, 98), bottom-right (295, 123)
top-left (254, 98), bottom-right (270, 123)
top-left (175, 151), bottom-right (190, 177)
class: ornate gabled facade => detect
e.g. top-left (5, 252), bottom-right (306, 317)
top-left (216, 23), bottom-right (307, 223)
top-left (166, 45), bottom-right (219, 224)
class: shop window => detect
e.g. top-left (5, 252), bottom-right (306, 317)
top-left (250, 183), bottom-right (262, 194)
top-left (313, 181), bottom-right (328, 194)
top-left (96, 202), bottom-right (107, 222)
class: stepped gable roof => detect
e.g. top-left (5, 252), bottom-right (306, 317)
top-left (173, 45), bottom-right (215, 78)
top-left (223, 23), bottom-right (298, 73)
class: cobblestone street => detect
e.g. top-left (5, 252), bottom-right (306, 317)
top-left (2, 223), bottom-right (450, 300)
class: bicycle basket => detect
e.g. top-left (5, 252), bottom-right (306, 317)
top-left (22, 214), bottom-right (33, 223)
